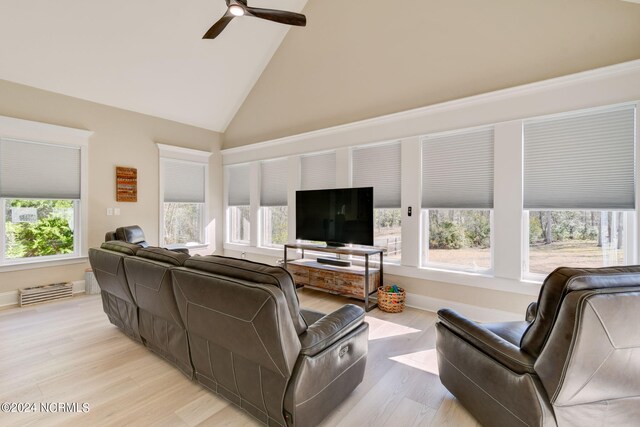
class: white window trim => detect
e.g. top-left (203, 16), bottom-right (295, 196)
top-left (0, 115), bottom-right (91, 269)
top-left (157, 143), bottom-right (211, 247)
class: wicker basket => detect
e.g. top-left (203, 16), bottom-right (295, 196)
top-left (377, 285), bottom-right (406, 313)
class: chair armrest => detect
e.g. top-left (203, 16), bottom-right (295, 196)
top-left (299, 304), bottom-right (365, 356)
top-left (525, 302), bottom-right (537, 323)
top-left (300, 308), bottom-right (326, 326)
top-left (437, 308), bottom-right (536, 374)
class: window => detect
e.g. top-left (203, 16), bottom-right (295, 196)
top-left (527, 210), bottom-right (626, 275)
top-left (421, 128), bottom-right (494, 271)
top-left (260, 158), bottom-right (288, 248)
top-left (227, 164), bottom-right (251, 244)
top-left (1, 138), bottom-right (82, 262)
top-left (353, 142), bottom-right (402, 260)
top-left (523, 105), bottom-right (635, 276)
top-left (159, 146), bottom-right (210, 247)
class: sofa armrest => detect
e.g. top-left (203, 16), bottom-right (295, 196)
top-left (437, 308), bottom-right (536, 374)
top-left (299, 304), bottom-right (365, 356)
top-left (525, 302), bottom-right (537, 323)
top-left (300, 308), bottom-right (326, 326)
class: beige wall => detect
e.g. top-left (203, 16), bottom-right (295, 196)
top-left (0, 79), bottom-right (223, 294)
top-left (224, 0), bottom-right (640, 147)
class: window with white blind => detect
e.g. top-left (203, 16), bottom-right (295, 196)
top-left (227, 163), bottom-right (251, 244)
top-left (160, 148), bottom-right (210, 247)
top-left (260, 158), bottom-right (288, 247)
top-left (352, 142), bottom-right (402, 260)
top-left (1, 138), bottom-right (82, 262)
top-left (301, 151), bottom-right (336, 190)
top-left (421, 128), bottom-right (494, 272)
top-left (523, 104), bottom-right (636, 276)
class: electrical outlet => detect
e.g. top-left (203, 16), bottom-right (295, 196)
top-left (106, 208), bottom-right (113, 216)
top-left (114, 208), bottom-right (120, 216)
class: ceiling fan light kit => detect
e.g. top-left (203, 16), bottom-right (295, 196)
top-left (203, 0), bottom-right (307, 40)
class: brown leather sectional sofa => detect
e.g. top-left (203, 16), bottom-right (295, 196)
top-left (89, 241), bottom-right (369, 426)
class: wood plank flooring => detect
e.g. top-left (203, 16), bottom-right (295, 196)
top-left (0, 289), bottom-right (480, 427)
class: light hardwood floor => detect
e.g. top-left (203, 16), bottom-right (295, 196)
top-left (0, 289), bottom-right (480, 427)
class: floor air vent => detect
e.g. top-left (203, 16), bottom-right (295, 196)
top-left (19, 282), bottom-right (73, 307)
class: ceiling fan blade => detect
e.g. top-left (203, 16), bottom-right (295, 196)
top-left (203, 11), bottom-right (235, 39)
top-left (245, 7), bottom-right (306, 27)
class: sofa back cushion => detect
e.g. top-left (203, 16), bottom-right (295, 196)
top-left (521, 265), bottom-right (640, 358)
top-left (184, 255), bottom-right (307, 335)
top-left (101, 240), bottom-right (141, 256)
top-left (136, 247), bottom-right (190, 266)
top-left (172, 267), bottom-right (300, 423)
top-left (124, 247), bottom-right (189, 315)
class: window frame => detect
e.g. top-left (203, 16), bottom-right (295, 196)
top-left (157, 144), bottom-right (211, 249)
top-left (0, 115), bottom-right (91, 269)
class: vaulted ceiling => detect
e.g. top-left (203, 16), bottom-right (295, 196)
top-left (0, 0), bottom-right (308, 131)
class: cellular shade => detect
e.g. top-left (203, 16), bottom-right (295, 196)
top-left (301, 152), bottom-right (336, 190)
top-left (163, 159), bottom-right (205, 203)
top-left (524, 105), bottom-right (636, 210)
top-left (0, 138), bottom-right (81, 199)
top-left (260, 158), bottom-right (288, 206)
top-left (352, 142), bottom-right (401, 208)
top-left (227, 164), bottom-right (250, 206)
top-left (422, 128), bottom-right (494, 209)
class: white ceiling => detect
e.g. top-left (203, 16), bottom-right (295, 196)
top-left (0, 0), bottom-right (308, 132)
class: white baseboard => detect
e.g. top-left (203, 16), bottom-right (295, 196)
top-left (404, 292), bottom-right (523, 322)
top-left (0, 280), bottom-right (86, 309)
top-left (0, 290), bottom-right (18, 308)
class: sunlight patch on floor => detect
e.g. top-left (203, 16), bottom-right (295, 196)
top-left (364, 316), bottom-right (421, 340)
top-left (389, 348), bottom-right (439, 375)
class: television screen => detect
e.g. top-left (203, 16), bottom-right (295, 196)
top-left (296, 187), bottom-right (374, 246)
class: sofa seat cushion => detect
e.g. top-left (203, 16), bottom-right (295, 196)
top-left (184, 255), bottom-right (308, 335)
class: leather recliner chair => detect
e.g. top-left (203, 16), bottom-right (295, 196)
top-left (436, 266), bottom-right (640, 426)
top-left (103, 225), bottom-right (149, 247)
top-left (106, 225), bottom-right (189, 254)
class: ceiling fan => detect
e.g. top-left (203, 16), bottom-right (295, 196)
top-left (203, 0), bottom-right (307, 40)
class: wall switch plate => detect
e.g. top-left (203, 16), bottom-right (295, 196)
top-left (106, 208), bottom-right (113, 216)
top-left (114, 208), bottom-right (120, 216)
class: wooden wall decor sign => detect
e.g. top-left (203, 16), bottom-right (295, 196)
top-left (116, 166), bottom-right (137, 202)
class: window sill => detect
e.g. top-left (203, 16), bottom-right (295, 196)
top-left (224, 243), bottom-right (283, 258)
top-left (0, 256), bottom-right (88, 273)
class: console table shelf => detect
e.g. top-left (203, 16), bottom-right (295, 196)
top-left (284, 243), bottom-right (384, 311)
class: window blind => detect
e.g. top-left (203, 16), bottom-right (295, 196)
top-left (261, 158), bottom-right (288, 206)
top-left (163, 159), bottom-right (205, 203)
top-left (352, 142), bottom-right (401, 208)
top-left (301, 152), bottom-right (336, 190)
top-left (524, 105), bottom-right (636, 210)
top-left (0, 138), bottom-right (81, 199)
top-left (227, 164), bottom-right (250, 206)
top-left (422, 128), bottom-right (494, 209)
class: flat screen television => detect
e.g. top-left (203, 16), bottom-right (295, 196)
top-left (296, 187), bottom-right (374, 247)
